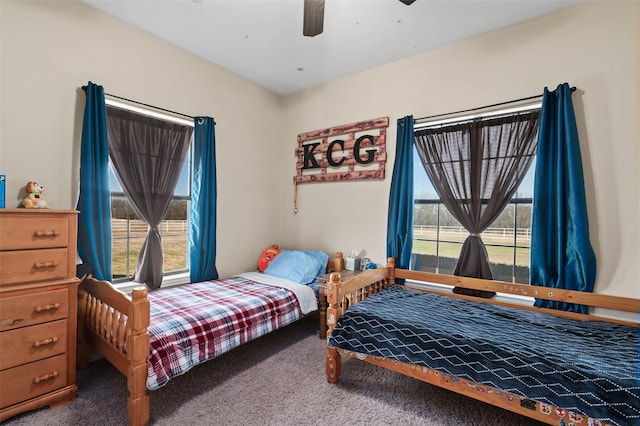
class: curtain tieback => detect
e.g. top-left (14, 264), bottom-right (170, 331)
top-left (469, 233), bottom-right (481, 237)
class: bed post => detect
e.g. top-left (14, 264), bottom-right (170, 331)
top-left (326, 272), bottom-right (342, 384)
top-left (319, 252), bottom-right (345, 339)
top-left (333, 251), bottom-right (345, 272)
top-left (127, 287), bottom-right (151, 426)
top-left (387, 257), bottom-right (396, 283)
top-left (76, 284), bottom-right (91, 369)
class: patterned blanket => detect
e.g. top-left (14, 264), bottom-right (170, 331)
top-left (146, 276), bottom-right (304, 390)
top-left (328, 285), bottom-right (639, 426)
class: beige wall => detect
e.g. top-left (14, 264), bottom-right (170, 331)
top-left (1, 1), bottom-right (637, 299)
top-left (0, 0), bottom-right (283, 277)
top-left (281, 1), bottom-right (639, 298)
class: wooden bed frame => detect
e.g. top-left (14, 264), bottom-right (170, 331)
top-left (76, 254), bottom-right (344, 426)
top-left (325, 258), bottom-right (640, 426)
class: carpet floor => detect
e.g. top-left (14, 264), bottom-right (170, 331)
top-left (5, 314), bottom-right (545, 425)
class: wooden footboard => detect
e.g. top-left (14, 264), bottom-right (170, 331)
top-left (77, 278), bottom-right (150, 426)
top-left (325, 258), bottom-right (640, 426)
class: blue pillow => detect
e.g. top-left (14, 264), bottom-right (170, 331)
top-left (264, 250), bottom-right (329, 284)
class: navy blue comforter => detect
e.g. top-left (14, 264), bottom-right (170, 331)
top-left (328, 285), bottom-right (639, 426)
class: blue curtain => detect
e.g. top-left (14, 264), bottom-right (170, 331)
top-left (386, 115), bottom-right (414, 270)
top-left (190, 116), bottom-right (219, 282)
top-left (530, 83), bottom-right (596, 313)
top-left (76, 81), bottom-right (112, 281)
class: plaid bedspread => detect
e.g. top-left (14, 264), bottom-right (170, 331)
top-left (146, 276), bottom-right (303, 390)
top-left (328, 285), bottom-right (639, 426)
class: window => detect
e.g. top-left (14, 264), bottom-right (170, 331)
top-left (412, 105), bottom-right (539, 284)
top-left (106, 99), bottom-right (193, 283)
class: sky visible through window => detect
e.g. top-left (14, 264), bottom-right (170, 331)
top-left (109, 153), bottom-right (191, 197)
top-left (109, 147), bottom-right (532, 202)
top-left (412, 146), bottom-right (535, 200)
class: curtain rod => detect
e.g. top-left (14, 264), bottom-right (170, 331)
top-left (81, 85), bottom-right (194, 120)
top-left (414, 86), bottom-right (576, 123)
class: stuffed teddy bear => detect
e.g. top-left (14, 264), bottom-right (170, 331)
top-left (22, 180), bottom-right (48, 209)
top-left (258, 244), bottom-right (281, 272)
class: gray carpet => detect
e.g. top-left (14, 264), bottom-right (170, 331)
top-left (6, 314), bottom-right (545, 425)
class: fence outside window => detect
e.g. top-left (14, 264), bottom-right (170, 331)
top-left (412, 199), bottom-right (532, 283)
top-left (111, 195), bottom-right (189, 282)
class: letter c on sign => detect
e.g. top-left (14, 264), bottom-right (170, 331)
top-left (327, 140), bottom-right (345, 167)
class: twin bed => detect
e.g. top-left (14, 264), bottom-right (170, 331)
top-left (77, 250), bottom-right (342, 426)
top-left (325, 258), bottom-right (640, 426)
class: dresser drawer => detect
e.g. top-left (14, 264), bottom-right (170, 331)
top-left (0, 288), bottom-right (68, 331)
top-left (0, 216), bottom-right (69, 251)
top-left (0, 354), bottom-right (67, 408)
top-left (0, 319), bottom-right (67, 370)
top-left (0, 248), bottom-right (68, 286)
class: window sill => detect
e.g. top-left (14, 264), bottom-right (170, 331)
top-left (405, 280), bottom-right (534, 306)
top-left (113, 272), bottom-right (190, 295)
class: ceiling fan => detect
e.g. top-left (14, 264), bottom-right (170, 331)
top-left (303, 0), bottom-right (416, 37)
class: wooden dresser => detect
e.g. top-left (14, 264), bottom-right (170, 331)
top-left (0, 209), bottom-right (79, 421)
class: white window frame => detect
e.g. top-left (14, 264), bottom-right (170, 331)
top-left (106, 98), bottom-right (193, 290)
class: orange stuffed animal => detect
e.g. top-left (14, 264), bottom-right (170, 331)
top-left (258, 244), bottom-right (281, 272)
top-left (22, 180), bottom-right (48, 209)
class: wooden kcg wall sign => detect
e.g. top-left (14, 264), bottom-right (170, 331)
top-left (292, 116), bottom-right (389, 213)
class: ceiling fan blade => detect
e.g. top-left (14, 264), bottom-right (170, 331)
top-left (399, 0), bottom-right (416, 4)
top-left (303, 0), bottom-right (325, 37)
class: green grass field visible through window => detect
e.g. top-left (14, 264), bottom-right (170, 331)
top-left (111, 219), bottom-right (187, 280)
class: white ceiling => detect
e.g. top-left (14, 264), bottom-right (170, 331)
top-left (81, 0), bottom-right (583, 96)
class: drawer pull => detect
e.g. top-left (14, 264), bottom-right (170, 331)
top-left (33, 371), bottom-right (58, 384)
top-left (34, 261), bottom-right (59, 269)
top-left (33, 336), bottom-right (59, 348)
top-left (34, 230), bottom-right (60, 238)
top-left (34, 303), bottom-right (60, 313)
